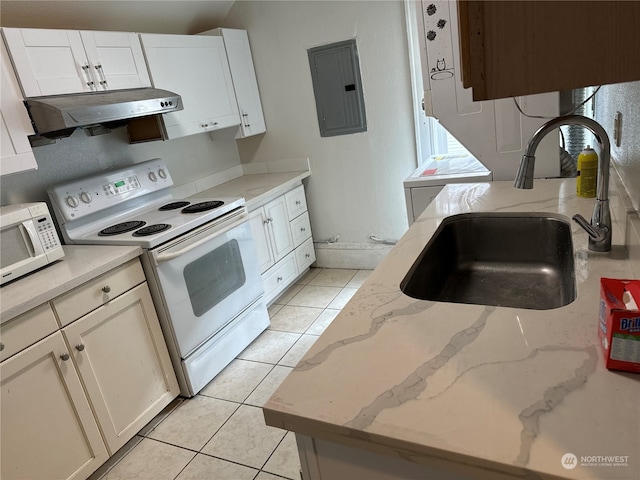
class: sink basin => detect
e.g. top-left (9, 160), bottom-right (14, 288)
top-left (400, 213), bottom-right (576, 310)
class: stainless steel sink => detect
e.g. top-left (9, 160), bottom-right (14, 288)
top-left (400, 213), bottom-right (576, 310)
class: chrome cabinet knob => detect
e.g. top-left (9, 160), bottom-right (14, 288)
top-left (300, 227), bottom-right (306, 232)
top-left (305, 253), bottom-right (311, 258)
top-left (102, 285), bottom-right (111, 293)
top-left (75, 344), bottom-right (85, 352)
top-left (277, 276), bottom-right (283, 282)
top-left (295, 200), bottom-right (302, 205)
top-left (60, 353), bottom-right (70, 361)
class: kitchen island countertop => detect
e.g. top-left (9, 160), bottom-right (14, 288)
top-left (263, 178), bottom-right (639, 480)
top-left (1, 245), bottom-right (142, 324)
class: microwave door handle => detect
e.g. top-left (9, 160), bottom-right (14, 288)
top-left (20, 221), bottom-right (44, 257)
top-left (155, 214), bottom-right (247, 264)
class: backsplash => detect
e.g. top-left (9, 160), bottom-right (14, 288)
top-left (595, 81), bottom-right (640, 212)
top-left (0, 126), bottom-right (241, 206)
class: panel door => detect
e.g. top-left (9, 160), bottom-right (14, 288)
top-left (1, 38), bottom-right (37, 176)
top-left (0, 331), bottom-right (108, 480)
top-left (2, 28), bottom-right (95, 96)
top-left (249, 207), bottom-right (276, 273)
top-left (217, 28), bottom-right (266, 137)
top-left (265, 196), bottom-right (294, 263)
top-left (80, 31), bottom-right (151, 91)
top-left (62, 283), bottom-right (179, 455)
top-left (140, 34), bottom-right (240, 139)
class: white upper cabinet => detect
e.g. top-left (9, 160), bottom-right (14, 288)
top-left (139, 33), bottom-right (240, 139)
top-left (1, 37), bottom-right (37, 176)
top-left (202, 28), bottom-right (266, 138)
top-left (1, 28), bottom-right (150, 97)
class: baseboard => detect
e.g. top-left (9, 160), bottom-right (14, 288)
top-left (313, 242), bottom-right (392, 270)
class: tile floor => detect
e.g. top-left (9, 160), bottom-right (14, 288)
top-left (94, 267), bottom-right (371, 480)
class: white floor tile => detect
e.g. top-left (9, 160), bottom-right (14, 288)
top-left (201, 405), bottom-right (286, 469)
top-left (200, 359), bottom-right (274, 403)
top-left (295, 267), bottom-right (323, 285)
top-left (175, 454), bottom-right (258, 480)
top-left (279, 335), bottom-right (318, 368)
top-left (147, 396), bottom-right (238, 451)
top-left (305, 308), bottom-right (340, 335)
top-left (245, 365), bottom-right (293, 407)
top-left (237, 330), bottom-right (301, 364)
top-left (269, 305), bottom-right (323, 333)
top-left (103, 438), bottom-right (194, 480)
top-left (267, 303), bottom-right (284, 318)
top-left (287, 285), bottom-right (342, 308)
top-left (307, 268), bottom-right (358, 287)
top-left (327, 287), bottom-right (358, 309)
top-left (273, 284), bottom-right (304, 305)
top-left (255, 472), bottom-right (289, 480)
top-left (263, 432), bottom-right (301, 480)
top-left (347, 270), bottom-right (372, 288)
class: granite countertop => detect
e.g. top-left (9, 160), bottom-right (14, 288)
top-left (263, 179), bottom-right (639, 480)
top-left (193, 170), bottom-right (310, 209)
top-left (1, 245), bottom-right (142, 324)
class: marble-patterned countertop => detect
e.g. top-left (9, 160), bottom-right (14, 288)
top-left (193, 170), bottom-right (311, 210)
top-left (263, 179), bottom-right (639, 480)
top-left (1, 245), bottom-right (142, 324)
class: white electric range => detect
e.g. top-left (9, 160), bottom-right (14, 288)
top-left (47, 158), bottom-right (270, 396)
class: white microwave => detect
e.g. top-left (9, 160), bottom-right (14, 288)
top-left (0, 202), bottom-right (64, 285)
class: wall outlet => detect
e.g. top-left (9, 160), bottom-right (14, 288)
top-left (613, 111), bottom-right (622, 147)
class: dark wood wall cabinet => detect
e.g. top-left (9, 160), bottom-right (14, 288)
top-left (458, 1), bottom-right (640, 101)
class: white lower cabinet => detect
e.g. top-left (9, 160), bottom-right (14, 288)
top-left (249, 183), bottom-right (316, 304)
top-left (0, 258), bottom-right (179, 480)
top-left (1, 329), bottom-right (109, 480)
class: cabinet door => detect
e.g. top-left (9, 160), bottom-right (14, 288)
top-left (62, 283), bottom-right (179, 455)
top-left (80, 31), bottom-right (151, 91)
top-left (249, 207), bottom-right (276, 273)
top-left (215, 28), bottom-right (266, 137)
top-left (2, 28), bottom-right (95, 96)
top-left (0, 331), bottom-right (108, 480)
top-left (1, 38), bottom-right (37, 176)
top-left (265, 196), bottom-right (294, 263)
top-left (140, 34), bottom-right (240, 139)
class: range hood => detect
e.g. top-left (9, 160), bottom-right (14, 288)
top-left (25, 88), bottom-right (183, 137)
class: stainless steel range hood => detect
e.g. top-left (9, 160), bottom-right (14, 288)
top-left (25, 88), bottom-right (183, 137)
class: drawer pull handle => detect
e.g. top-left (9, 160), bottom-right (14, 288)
top-left (295, 200), bottom-right (302, 205)
top-left (102, 285), bottom-right (111, 293)
top-left (60, 353), bottom-right (70, 361)
top-left (300, 227), bottom-right (306, 232)
top-left (277, 276), bottom-right (283, 282)
top-left (75, 344), bottom-right (85, 352)
top-left (305, 253), bottom-right (311, 258)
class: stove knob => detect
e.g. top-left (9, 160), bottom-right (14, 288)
top-left (148, 171), bottom-right (157, 182)
top-left (80, 192), bottom-right (92, 204)
top-left (66, 195), bottom-right (80, 208)
top-left (158, 168), bottom-right (167, 179)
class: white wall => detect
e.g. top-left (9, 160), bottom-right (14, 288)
top-left (223, 1), bottom-right (418, 249)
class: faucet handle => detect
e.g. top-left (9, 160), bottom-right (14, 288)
top-left (572, 214), bottom-right (609, 243)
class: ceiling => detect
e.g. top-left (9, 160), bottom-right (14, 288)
top-left (0, 1), bottom-right (237, 35)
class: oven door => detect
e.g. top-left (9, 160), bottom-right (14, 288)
top-left (149, 209), bottom-right (264, 358)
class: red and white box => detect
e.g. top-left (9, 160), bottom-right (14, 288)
top-left (598, 278), bottom-right (640, 373)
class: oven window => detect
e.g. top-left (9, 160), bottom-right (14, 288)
top-left (183, 239), bottom-right (246, 317)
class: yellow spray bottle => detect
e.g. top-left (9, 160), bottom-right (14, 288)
top-left (576, 146), bottom-right (598, 198)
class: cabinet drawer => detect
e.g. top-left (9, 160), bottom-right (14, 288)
top-left (295, 237), bottom-right (316, 274)
top-left (0, 304), bottom-right (58, 362)
top-left (284, 185), bottom-right (307, 220)
top-left (290, 211), bottom-right (312, 247)
top-left (262, 253), bottom-right (298, 304)
top-left (53, 259), bottom-right (146, 327)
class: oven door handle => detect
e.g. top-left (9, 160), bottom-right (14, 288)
top-left (154, 213), bottom-right (248, 264)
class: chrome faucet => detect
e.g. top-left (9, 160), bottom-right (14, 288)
top-left (514, 114), bottom-right (612, 252)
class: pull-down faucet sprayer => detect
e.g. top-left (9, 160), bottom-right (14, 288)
top-left (514, 114), bottom-right (612, 252)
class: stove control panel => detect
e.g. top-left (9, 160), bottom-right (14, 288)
top-left (48, 158), bottom-right (174, 222)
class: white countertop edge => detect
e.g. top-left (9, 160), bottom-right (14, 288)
top-left (1, 245), bottom-right (142, 324)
